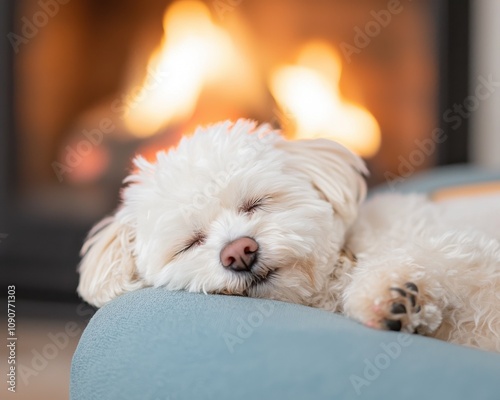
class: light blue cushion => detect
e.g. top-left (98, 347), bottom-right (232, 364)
top-left (71, 288), bottom-right (500, 400)
top-left (373, 164), bottom-right (500, 194)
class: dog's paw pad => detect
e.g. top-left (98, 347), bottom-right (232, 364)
top-left (384, 319), bottom-right (402, 331)
top-left (371, 281), bottom-right (422, 333)
top-left (390, 302), bottom-right (406, 314)
top-left (404, 282), bottom-right (418, 292)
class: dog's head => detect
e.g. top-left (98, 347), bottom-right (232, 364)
top-left (78, 119), bottom-right (367, 307)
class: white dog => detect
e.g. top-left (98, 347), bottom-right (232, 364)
top-left (78, 119), bottom-right (500, 352)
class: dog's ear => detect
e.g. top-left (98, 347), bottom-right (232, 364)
top-left (77, 215), bottom-right (143, 307)
top-left (276, 138), bottom-right (368, 226)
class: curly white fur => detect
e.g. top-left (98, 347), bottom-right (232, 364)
top-left (78, 119), bottom-right (500, 352)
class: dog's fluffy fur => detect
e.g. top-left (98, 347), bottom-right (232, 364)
top-left (78, 119), bottom-right (500, 352)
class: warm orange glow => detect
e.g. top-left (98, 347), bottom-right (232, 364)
top-left (125, 1), bottom-right (254, 137)
top-left (269, 41), bottom-right (381, 157)
top-left (65, 145), bottom-right (110, 184)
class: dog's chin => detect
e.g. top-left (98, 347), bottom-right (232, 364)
top-left (207, 251), bottom-right (318, 302)
top-left (243, 269), bottom-right (278, 294)
top-left (213, 260), bottom-right (314, 303)
top-left (212, 265), bottom-right (278, 297)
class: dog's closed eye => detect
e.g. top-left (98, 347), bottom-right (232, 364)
top-left (175, 232), bottom-right (206, 256)
top-left (241, 196), bottom-right (271, 214)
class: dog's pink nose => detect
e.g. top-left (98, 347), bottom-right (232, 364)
top-left (220, 237), bottom-right (259, 272)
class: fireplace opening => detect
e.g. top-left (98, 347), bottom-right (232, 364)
top-left (1, 0), bottom-right (464, 300)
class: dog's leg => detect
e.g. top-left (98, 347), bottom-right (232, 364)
top-left (341, 225), bottom-right (500, 351)
top-left (341, 256), bottom-right (445, 335)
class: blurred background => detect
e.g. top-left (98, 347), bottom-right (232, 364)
top-left (0, 0), bottom-right (499, 398)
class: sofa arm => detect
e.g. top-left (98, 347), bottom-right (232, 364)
top-left (71, 288), bottom-right (500, 400)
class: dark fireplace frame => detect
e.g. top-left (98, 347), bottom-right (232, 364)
top-left (0, 0), bottom-right (470, 302)
top-left (0, 0), bottom-right (89, 302)
top-left (437, 0), bottom-right (470, 165)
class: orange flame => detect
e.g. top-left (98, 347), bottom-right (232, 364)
top-left (269, 41), bottom-right (381, 157)
top-left (125, 1), bottom-right (254, 137)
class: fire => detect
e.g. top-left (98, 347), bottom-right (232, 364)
top-left (269, 41), bottom-right (381, 157)
top-left (124, 5), bottom-right (380, 158)
top-left (124, 1), bottom-right (254, 137)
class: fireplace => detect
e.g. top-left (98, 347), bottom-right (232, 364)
top-left (0, 0), bottom-right (469, 301)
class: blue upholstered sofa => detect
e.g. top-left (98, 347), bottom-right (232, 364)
top-left (70, 166), bottom-right (500, 400)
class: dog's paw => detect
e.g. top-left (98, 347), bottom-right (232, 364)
top-left (344, 280), bottom-right (443, 335)
top-left (369, 282), bottom-right (422, 332)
